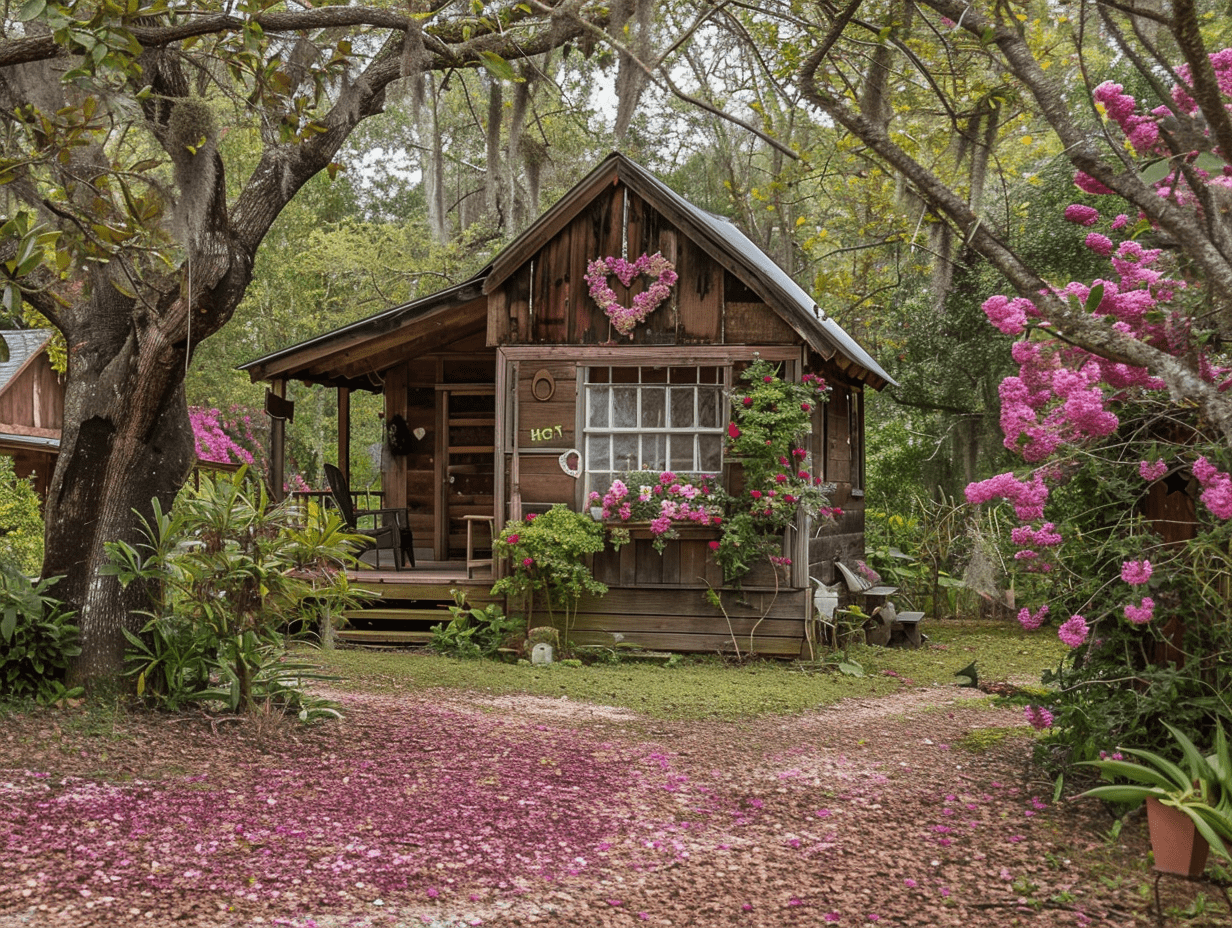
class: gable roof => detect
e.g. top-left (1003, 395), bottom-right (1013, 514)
top-left (0, 329), bottom-right (53, 398)
top-left (485, 152), bottom-right (893, 389)
top-left (241, 153), bottom-right (893, 390)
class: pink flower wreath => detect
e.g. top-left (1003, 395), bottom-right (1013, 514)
top-left (585, 252), bottom-right (678, 338)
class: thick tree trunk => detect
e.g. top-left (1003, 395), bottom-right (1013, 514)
top-left (45, 302), bottom-right (197, 689)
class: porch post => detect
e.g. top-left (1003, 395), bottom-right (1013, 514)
top-left (268, 378), bottom-right (287, 502)
top-left (338, 387), bottom-right (351, 482)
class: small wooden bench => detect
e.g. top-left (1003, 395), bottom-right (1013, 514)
top-left (835, 562), bottom-right (925, 649)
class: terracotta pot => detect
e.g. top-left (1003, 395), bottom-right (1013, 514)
top-left (1146, 797), bottom-right (1209, 877)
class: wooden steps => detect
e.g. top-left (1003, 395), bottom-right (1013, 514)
top-left (336, 628), bottom-right (434, 645)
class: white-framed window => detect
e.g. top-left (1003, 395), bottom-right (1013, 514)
top-left (583, 366), bottom-right (725, 495)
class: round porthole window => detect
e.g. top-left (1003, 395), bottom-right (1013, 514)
top-left (531, 369), bottom-right (556, 402)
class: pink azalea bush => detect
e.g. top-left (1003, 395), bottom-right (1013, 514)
top-left (190, 406), bottom-right (262, 466)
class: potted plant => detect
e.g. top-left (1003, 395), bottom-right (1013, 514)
top-left (1078, 722), bottom-right (1232, 876)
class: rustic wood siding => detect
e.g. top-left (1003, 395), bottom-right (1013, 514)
top-left (0, 355), bottom-right (61, 430)
top-left (507, 453), bottom-right (576, 508)
top-left (724, 301), bottom-right (798, 345)
top-left (489, 183), bottom-right (789, 349)
top-left (572, 583), bottom-right (811, 657)
top-left (516, 362), bottom-right (576, 450)
top-left (809, 379), bottom-right (867, 588)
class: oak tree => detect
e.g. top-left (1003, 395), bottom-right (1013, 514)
top-left (0, 0), bottom-right (607, 687)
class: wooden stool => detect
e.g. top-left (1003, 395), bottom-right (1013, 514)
top-left (463, 514), bottom-right (495, 578)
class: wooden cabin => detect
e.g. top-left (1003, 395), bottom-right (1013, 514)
top-left (241, 153), bottom-right (893, 656)
top-left (0, 329), bottom-right (63, 497)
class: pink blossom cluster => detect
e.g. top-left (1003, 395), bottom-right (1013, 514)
top-left (981, 295), bottom-right (1034, 335)
top-left (1057, 615), bottom-right (1090, 648)
top-left (591, 471), bottom-right (720, 538)
top-left (190, 406), bottom-right (260, 466)
top-left (1120, 560), bottom-right (1152, 585)
top-left (1017, 604), bottom-right (1049, 631)
top-left (585, 253), bottom-right (678, 338)
top-left (1139, 459), bottom-right (1168, 481)
top-left (1063, 204), bottom-right (1100, 226)
top-left (1193, 456), bottom-right (1232, 519)
top-left (1024, 706), bottom-right (1054, 730)
top-left (1092, 82), bottom-right (1161, 154)
top-left (1089, 53), bottom-right (1232, 207)
top-left (997, 366), bottom-right (1113, 463)
top-left (964, 472), bottom-right (1049, 520)
top-left (1010, 523), bottom-right (1062, 548)
top-left (1124, 598), bottom-right (1155, 625)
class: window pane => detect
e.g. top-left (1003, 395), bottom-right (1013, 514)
top-left (614, 434), bottom-right (638, 472)
top-left (587, 436), bottom-right (610, 470)
top-left (641, 388), bottom-right (665, 427)
top-left (669, 367), bottom-right (697, 384)
top-left (698, 366), bottom-right (719, 384)
top-left (588, 472), bottom-right (613, 497)
top-left (588, 367), bottom-right (610, 384)
top-left (612, 367), bottom-right (639, 384)
top-left (642, 434), bottom-right (665, 472)
top-left (669, 387), bottom-right (694, 428)
top-left (588, 387), bottom-right (610, 427)
top-left (641, 367), bottom-right (668, 384)
top-left (670, 435), bottom-right (694, 471)
top-left (699, 435), bottom-right (722, 472)
top-left (613, 387), bottom-right (637, 427)
top-left (698, 387), bottom-right (721, 427)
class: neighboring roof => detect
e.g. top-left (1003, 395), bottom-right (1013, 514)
top-left (486, 153), bottom-right (894, 389)
top-left (0, 329), bottom-right (53, 398)
top-left (0, 431), bottom-right (59, 452)
top-left (243, 153), bottom-right (893, 390)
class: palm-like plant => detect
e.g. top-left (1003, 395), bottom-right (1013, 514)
top-left (1078, 722), bottom-right (1232, 862)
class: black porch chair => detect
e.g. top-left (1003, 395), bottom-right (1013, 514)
top-left (324, 463), bottom-right (414, 570)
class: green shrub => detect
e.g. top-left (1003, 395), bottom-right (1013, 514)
top-left (104, 468), bottom-right (362, 719)
top-left (491, 504), bottom-right (607, 647)
top-left (0, 458), bottom-right (44, 575)
top-left (0, 563), bottom-right (80, 703)
top-left (430, 589), bottom-right (525, 659)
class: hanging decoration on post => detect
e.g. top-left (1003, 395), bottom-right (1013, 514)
top-left (585, 252), bottom-right (678, 338)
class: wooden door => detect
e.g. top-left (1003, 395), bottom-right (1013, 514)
top-left (436, 385), bottom-right (496, 559)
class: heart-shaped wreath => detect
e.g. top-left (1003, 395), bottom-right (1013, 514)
top-left (585, 252), bottom-right (678, 338)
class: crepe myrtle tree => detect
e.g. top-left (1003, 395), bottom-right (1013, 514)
top-left (0, 0), bottom-right (609, 688)
top-left (793, 0), bottom-right (1232, 445)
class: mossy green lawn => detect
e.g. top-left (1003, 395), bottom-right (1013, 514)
top-left (306, 620), bottom-right (1067, 720)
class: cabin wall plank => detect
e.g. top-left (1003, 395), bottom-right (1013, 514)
top-left (724, 301), bottom-right (797, 344)
top-left (675, 235), bottom-right (721, 343)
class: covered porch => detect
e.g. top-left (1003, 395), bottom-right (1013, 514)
top-left (241, 278), bottom-right (499, 571)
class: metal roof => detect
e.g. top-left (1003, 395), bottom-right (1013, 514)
top-left (0, 431), bottom-right (59, 451)
top-left (621, 157), bottom-right (895, 387)
top-left (0, 329), bottom-right (52, 394)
